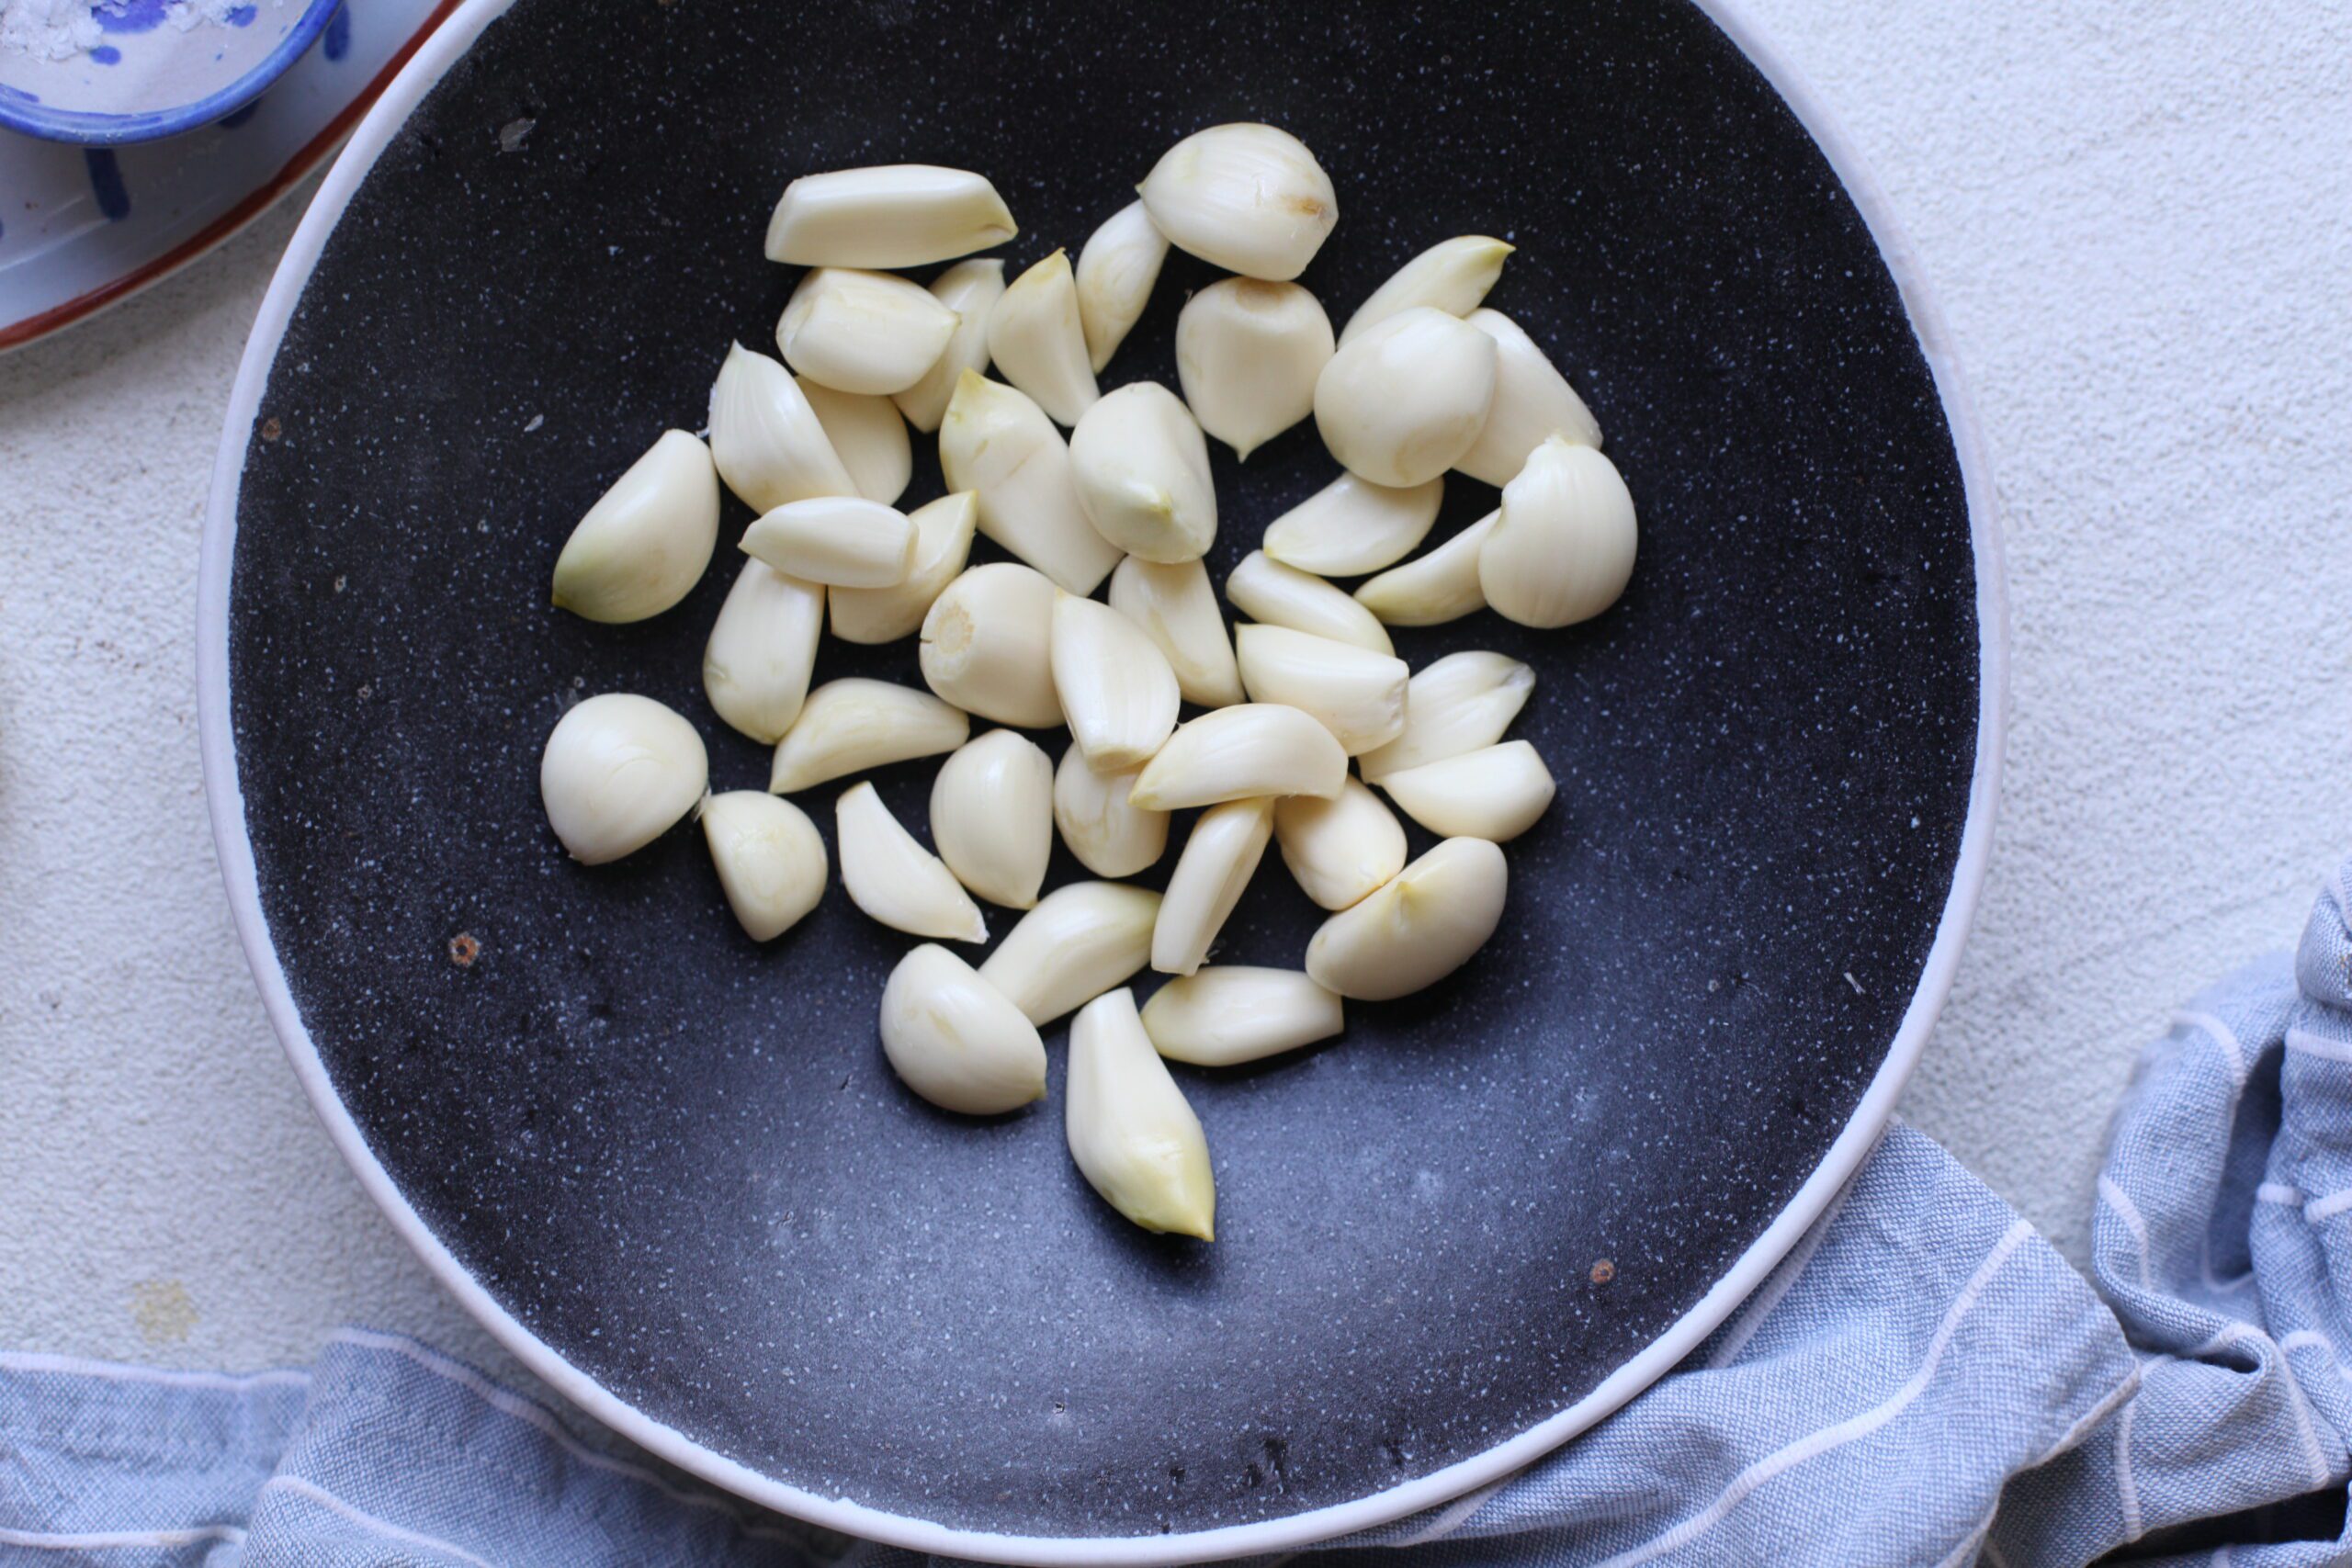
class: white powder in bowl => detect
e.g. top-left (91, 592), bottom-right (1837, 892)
top-left (1, 0), bottom-right (103, 60)
top-left (2, 0), bottom-right (271, 62)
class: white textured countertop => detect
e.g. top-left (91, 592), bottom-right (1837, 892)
top-left (2, 2), bottom-right (2347, 1388)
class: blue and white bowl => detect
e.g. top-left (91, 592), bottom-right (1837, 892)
top-left (0, 0), bottom-right (343, 144)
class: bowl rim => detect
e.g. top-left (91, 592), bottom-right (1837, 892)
top-left (0, 0), bottom-right (345, 146)
top-left (195, 0), bottom-right (2009, 1559)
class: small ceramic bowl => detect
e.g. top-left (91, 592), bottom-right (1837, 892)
top-left (0, 0), bottom-right (344, 144)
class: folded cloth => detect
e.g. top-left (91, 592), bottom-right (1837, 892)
top-left (10, 869), bottom-right (2352, 1567)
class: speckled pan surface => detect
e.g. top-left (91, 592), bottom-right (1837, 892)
top-left (210, 0), bottom-right (1989, 1552)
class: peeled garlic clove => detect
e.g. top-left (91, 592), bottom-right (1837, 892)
top-left (1050, 592), bottom-right (1181, 768)
top-left (894, 260), bottom-right (1006, 433)
top-left (917, 561), bottom-right (1063, 728)
top-left (768, 677), bottom-right (969, 794)
top-left (1233, 624), bottom-right (1408, 755)
top-left (540, 694), bottom-right (707, 864)
top-left (1139, 122), bottom-right (1336, 283)
top-left (1357, 649), bottom-right (1535, 783)
top-left (1107, 557), bottom-right (1242, 708)
top-left (986, 249), bottom-right (1099, 427)
top-left (1069, 382), bottom-right (1218, 563)
top-left (837, 781), bottom-right (988, 942)
top-left (703, 558), bottom-right (824, 743)
top-left (1226, 549), bottom-right (1394, 654)
top-left (978, 881), bottom-right (1161, 1025)
top-left (1053, 743), bottom-right (1170, 877)
top-left (1128, 704), bottom-right (1347, 810)
top-left (1066, 988), bottom-right (1216, 1240)
top-left (764, 164), bottom-right (1016, 268)
top-left (879, 944), bottom-right (1046, 1115)
top-left (702, 790), bottom-right (827, 941)
top-left (797, 378), bottom-right (912, 504)
top-left (1273, 777), bottom-right (1407, 910)
top-left (830, 491), bottom-right (978, 645)
top-left (1381, 740), bottom-right (1556, 842)
top-left (740, 495), bottom-right (916, 588)
top-left (930, 729), bottom-right (1054, 908)
top-left (1480, 436), bottom-right (1637, 628)
top-left (1140, 966), bottom-right (1343, 1067)
top-left (777, 268), bottom-right (958, 397)
top-left (550, 430), bottom-right (719, 624)
top-left (937, 372), bottom-right (1122, 594)
top-left (1153, 796), bottom-right (1274, 976)
top-left (1075, 200), bottom-right (1169, 372)
top-left (1353, 511), bottom-right (1497, 627)
top-left (1306, 837), bottom-right (1509, 1001)
top-left (1453, 310), bottom-right (1604, 486)
top-left (1174, 278), bottom-right (1333, 460)
top-left (1339, 235), bottom-right (1514, 347)
top-left (707, 344), bottom-right (858, 513)
top-left (1261, 472), bottom-right (1443, 577)
top-left (1314, 306), bottom-right (1498, 488)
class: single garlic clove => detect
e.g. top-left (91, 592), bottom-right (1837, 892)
top-left (1174, 277), bottom-right (1333, 460)
top-left (978, 881), bottom-right (1161, 1025)
top-left (1152, 796), bottom-right (1274, 976)
top-left (550, 430), bottom-right (719, 624)
top-left (1069, 382), bottom-right (1218, 564)
top-left (1138, 122), bottom-right (1336, 283)
top-left (917, 561), bottom-right (1064, 728)
top-left (1480, 436), bottom-right (1638, 629)
top-left (986, 249), bottom-right (1099, 427)
top-left (894, 260), bottom-right (1006, 433)
top-left (740, 495), bottom-right (915, 589)
top-left (707, 344), bottom-right (858, 513)
top-left (1226, 549), bottom-right (1394, 654)
top-left (703, 558), bottom-right (824, 743)
top-left (776, 268), bottom-right (959, 397)
top-left (1233, 624), bottom-right (1408, 755)
top-left (1357, 649), bottom-right (1535, 783)
top-left (837, 782), bottom-right (989, 942)
top-left (1380, 739), bottom-right (1556, 842)
top-left (1453, 310), bottom-right (1604, 486)
top-left (540, 694), bottom-right (707, 864)
top-left (1107, 557), bottom-right (1243, 708)
top-left (1261, 471), bottom-right (1444, 577)
top-left (1353, 511), bottom-right (1497, 627)
top-left (1140, 966), bottom-right (1343, 1067)
top-left (701, 790), bottom-right (827, 941)
top-left (1053, 743), bottom-right (1170, 877)
top-left (830, 491), bottom-right (978, 645)
top-left (1314, 307), bottom-right (1498, 488)
top-left (1050, 592), bottom-right (1182, 768)
top-left (1128, 704), bottom-right (1348, 810)
top-left (1075, 199), bottom-right (1169, 373)
top-left (1305, 837), bottom-right (1509, 1000)
top-left (937, 372), bottom-right (1123, 595)
top-left (1338, 235), bottom-right (1515, 347)
top-left (1065, 987), bottom-right (1216, 1240)
top-left (797, 377), bottom-right (912, 504)
top-left (1272, 776), bottom-right (1407, 910)
top-left (768, 677), bottom-right (968, 794)
top-left (878, 944), bottom-right (1047, 1115)
top-left (930, 729), bottom-right (1055, 908)
top-left (764, 164), bottom-right (1016, 268)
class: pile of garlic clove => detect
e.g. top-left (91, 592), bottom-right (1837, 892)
top-left (537, 127), bottom-right (1635, 1246)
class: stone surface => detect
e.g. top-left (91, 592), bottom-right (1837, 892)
top-left (0, 0), bottom-right (2345, 1533)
